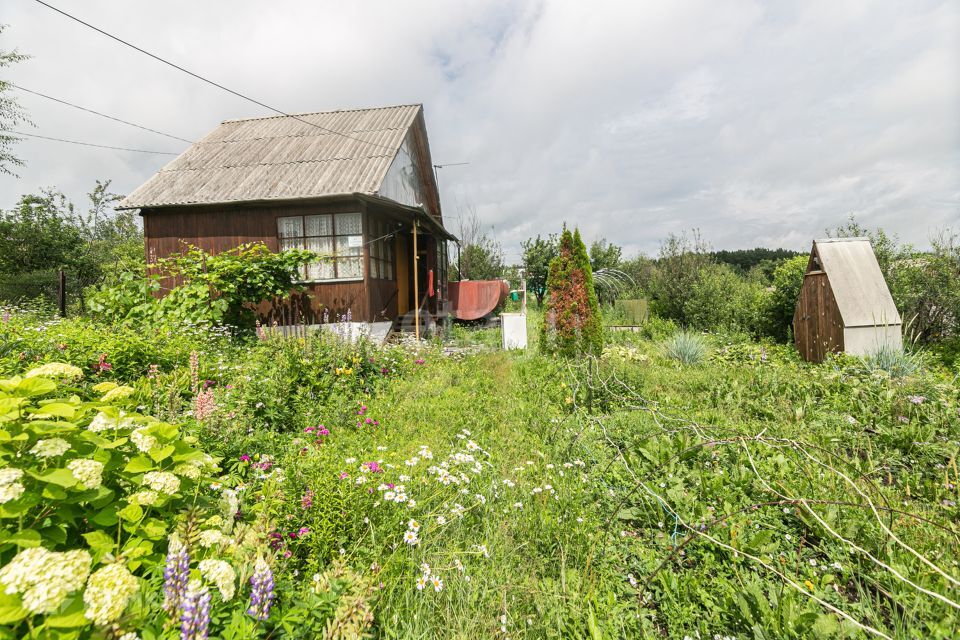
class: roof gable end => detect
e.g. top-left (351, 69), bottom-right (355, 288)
top-left (810, 238), bottom-right (901, 327)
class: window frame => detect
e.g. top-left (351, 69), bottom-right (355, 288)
top-left (277, 212), bottom-right (364, 283)
top-left (367, 218), bottom-right (396, 281)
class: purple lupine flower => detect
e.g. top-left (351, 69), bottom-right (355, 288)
top-left (163, 535), bottom-right (190, 618)
top-left (301, 489), bottom-right (314, 509)
top-left (180, 581), bottom-right (211, 640)
top-left (247, 557), bottom-right (275, 621)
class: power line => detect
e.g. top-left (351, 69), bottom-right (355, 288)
top-left (33, 0), bottom-right (398, 153)
top-left (9, 83), bottom-right (194, 144)
top-left (8, 130), bottom-right (178, 155)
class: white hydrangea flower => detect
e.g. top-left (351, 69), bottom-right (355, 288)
top-left (86, 413), bottom-right (115, 433)
top-left (68, 459), bottom-right (104, 489)
top-left (100, 386), bottom-right (134, 403)
top-left (198, 529), bottom-right (228, 548)
top-left (0, 483), bottom-right (25, 504)
top-left (0, 468), bottom-right (24, 485)
top-left (24, 362), bottom-right (83, 380)
top-left (130, 428), bottom-right (157, 453)
top-left (30, 438), bottom-right (71, 458)
top-left (198, 559), bottom-right (236, 601)
top-left (173, 463), bottom-right (201, 480)
top-left (143, 471), bottom-right (180, 495)
top-left (127, 490), bottom-right (159, 506)
top-left (83, 562), bottom-right (139, 625)
top-left (0, 548), bottom-right (91, 614)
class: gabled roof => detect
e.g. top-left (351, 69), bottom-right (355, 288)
top-left (118, 104), bottom-right (426, 210)
top-left (811, 238), bottom-right (901, 327)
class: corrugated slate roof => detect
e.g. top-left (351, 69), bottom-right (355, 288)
top-left (118, 105), bottom-right (421, 209)
top-left (813, 238), bottom-right (901, 327)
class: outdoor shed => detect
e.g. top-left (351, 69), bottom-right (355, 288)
top-left (793, 238), bottom-right (902, 362)
top-left (117, 104), bottom-right (456, 327)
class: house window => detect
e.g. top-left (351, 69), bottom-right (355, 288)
top-left (277, 213), bottom-right (363, 281)
top-left (368, 219), bottom-right (395, 280)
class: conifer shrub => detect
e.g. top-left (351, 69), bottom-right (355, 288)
top-left (540, 228), bottom-right (603, 357)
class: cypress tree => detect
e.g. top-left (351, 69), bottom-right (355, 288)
top-left (540, 227), bottom-right (603, 356)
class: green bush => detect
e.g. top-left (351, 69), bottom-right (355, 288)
top-left (859, 344), bottom-right (924, 378)
top-left (88, 243), bottom-right (316, 332)
top-left (682, 263), bottom-right (769, 335)
top-left (662, 330), bottom-right (709, 365)
top-left (764, 255), bottom-right (808, 342)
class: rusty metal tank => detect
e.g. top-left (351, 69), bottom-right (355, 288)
top-left (448, 280), bottom-right (510, 321)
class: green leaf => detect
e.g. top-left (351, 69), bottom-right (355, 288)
top-left (0, 398), bottom-right (26, 421)
top-left (45, 595), bottom-right (88, 628)
top-left (36, 468), bottom-right (78, 488)
top-left (5, 529), bottom-right (41, 547)
top-left (118, 503), bottom-right (143, 522)
top-left (42, 484), bottom-right (68, 500)
top-left (30, 402), bottom-right (76, 419)
top-left (149, 445), bottom-right (175, 463)
top-left (82, 530), bottom-right (115, 552)
top-left (16, 376), bottom-right (56, 397)
top-left (0, 591), bottom-right (28, 625)
top-left (91, 506), bottom-right (118, 527)
top-left (124, 456), bottom-right (155, 473)
top-left (141, 518), bottom-right (167, 540)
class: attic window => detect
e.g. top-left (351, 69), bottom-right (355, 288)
top-left (278, 213), bottom-right (363, 281)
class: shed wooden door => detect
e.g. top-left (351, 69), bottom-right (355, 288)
top-left (794, 272), bottom-right (844, 362)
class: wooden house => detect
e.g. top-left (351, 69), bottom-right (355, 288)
top-left (117, 104), bottom-right (456, 327)
top-left (793, 238), bottom-right (902, 362)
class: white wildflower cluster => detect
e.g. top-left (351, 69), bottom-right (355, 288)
top-left (127, 490), bottom-right (159, 506)
top-left (0, 547), bottom-right (91, 614)
top-left (378, 483), bottom-right (409, 504)
top-left (198, 558), bottom-right (236, 601)
top-left (0, 467), bottom-right (25, 504)
top-left (68, 459), bottom-right (104, 489)
top-left (403, 518), bottom-right (420, 546)
top-left (198, 529), bottom-right (229, 548)
top-left (415, 563), bottom-right (443, 592)
top-left (83, 562), bottom-right (140, 625)
top-left (24, 362), bottom-right (83, 380)
top-left (130, 428), bottom-right (157, 453)
top-left (30, 438), bottom-right (71, 458)
top-left (143, 471), bottom-right (180, 495)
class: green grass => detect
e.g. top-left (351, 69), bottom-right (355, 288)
top-left (1, 309), bottom-right (958, 639)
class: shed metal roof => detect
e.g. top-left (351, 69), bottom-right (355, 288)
top-left (118, 105), bottom-right (421, 210)
top-left (813, 238), bottom-right (901, 327)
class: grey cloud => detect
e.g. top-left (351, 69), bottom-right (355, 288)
top-left (2, 0), bottom-right (956, 262)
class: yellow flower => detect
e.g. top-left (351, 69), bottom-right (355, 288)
top-left (804, 580), bottom-right (815, 592)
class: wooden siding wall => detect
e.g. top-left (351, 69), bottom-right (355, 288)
top-left (143, 199), bottom-right (371, 322)
top-left (793, 272), bottom-right (844, 362)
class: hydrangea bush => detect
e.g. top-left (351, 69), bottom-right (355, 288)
top-left (0, 364), bottom-right (223, 636)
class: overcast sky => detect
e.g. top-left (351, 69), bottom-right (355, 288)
top-left (2, 0), bottom-right (958, 261)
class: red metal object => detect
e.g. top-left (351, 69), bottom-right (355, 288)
top-left (448, 280), bottom-right (509, 321)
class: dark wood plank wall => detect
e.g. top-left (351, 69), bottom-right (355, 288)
top-left (793, 272), bottom-right (844, 362)
top-left (143, 198), bottom-right (372, 322)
